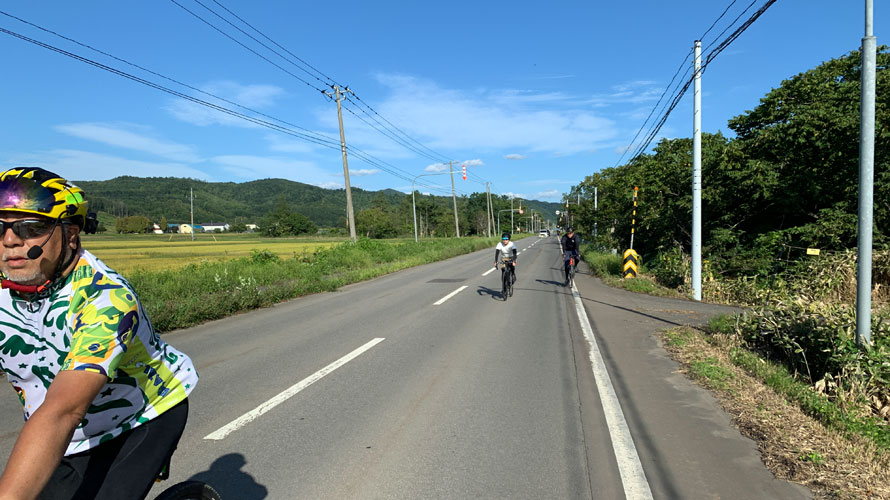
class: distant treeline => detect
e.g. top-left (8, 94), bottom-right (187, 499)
top-left (77, 176), bottom-right (561, 237)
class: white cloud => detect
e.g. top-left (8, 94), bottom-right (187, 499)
top-left (462, 159), bottom-right (484, 167)
top-left (55, 123), bottom-right (201, 162)
top-left (166, 81), bottom-right (286, 127)
top-left (351, 169), bottom-right (380, 176)
top-left (425, 163), bottom-right (449, 172)
top-left (504, 154), bottom-right (526, 160)
top-left (531, 189), bottom-right (560, 200)
top-left (264, 134), bottom-right (327, 154)
top-left (369, 74), bottom-right (617, 155)
top-left (315, 181), bottom-right (344, 189)
top-left (4, 149), bottom-right (211, 181)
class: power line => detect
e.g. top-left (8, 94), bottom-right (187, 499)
top-left (208, 0), bottom-right (340, 87)
top-left (0, 10), bottom-right (339, 147)
top-left (701, 0), bottom-right (758, 55)
top-left (171, 0), bottom-right (466, 175)
top-left (618, 0), bottom-right (777, 168)
top-left (168, 0), bottom-right (327, 93)
top-left (0, 23), bottom-right (467, 195)
top-left (700, 0), bottom-right (739, 43)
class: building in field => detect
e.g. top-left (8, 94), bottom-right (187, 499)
top-left (201, 222), bottom-right (229, 232)
top-left (178, 224), bottom-right (203, 234)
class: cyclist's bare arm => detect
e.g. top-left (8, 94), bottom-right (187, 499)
top-left (0, 370), bottom-right (106, 500)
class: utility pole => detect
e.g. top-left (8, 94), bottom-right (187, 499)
top-left (449, 161), bottom-right (460, 237)
top-left (594, 186), bottom-right (598, 238)
top-left (857, 0), bottom-right (876, 345)
top-left (692, 40), bottom-right (703, 302)
top-left (189, 187), bottom-right (195, 242)
top-left (485, 182), bottom-right (492, 238)
top-left (326, 85), bottom-right (357, 243)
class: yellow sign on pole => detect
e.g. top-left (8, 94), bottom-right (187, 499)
top-left (623, 249), bottom-right (639, 279)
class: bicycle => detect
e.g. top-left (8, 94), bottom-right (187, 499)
top-left (153, 455), bottom-right (222, 500)
top-left (499, 257), bottom-right (515, 300)
top-left (565, 256), bottom-right (577, 288)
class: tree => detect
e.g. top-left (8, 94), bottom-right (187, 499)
top-left (115, 215), bottom-right (152, 234)
top-left (260, 198), bottom-right (317, 237)
top-left (159, 215), bottom-right (168, 233)
top-left (356, 207), bottom-right (398, 238)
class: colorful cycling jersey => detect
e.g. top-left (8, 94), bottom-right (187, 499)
top-left (0, 249), bottom-right (198, 456)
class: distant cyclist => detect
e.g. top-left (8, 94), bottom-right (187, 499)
top-left (494, 232), bottom-right (518, 284)
top-left (561, 227), bottom-right (581, 285)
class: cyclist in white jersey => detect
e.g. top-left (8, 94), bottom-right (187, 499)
top-left (494, 232), bottom-right (518, 284)
top-left (0, 168), bottom-right (198, 500)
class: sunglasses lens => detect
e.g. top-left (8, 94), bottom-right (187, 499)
top-left (13, 220), bottom-right (53, 239)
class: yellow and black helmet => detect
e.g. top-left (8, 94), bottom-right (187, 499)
top-left (0, 167), bottom-right (97, 233)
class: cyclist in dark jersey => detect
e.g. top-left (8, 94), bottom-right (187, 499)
top-left (560, 227), bottom-right (581, 285)
top-left (0, 168), bottom-right (198, 500)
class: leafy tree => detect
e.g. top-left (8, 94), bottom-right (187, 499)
top-left (159, 215), bottom-right (168, 233)
top-left (260, 198), bottom-right (317, 237)
top-left (115, 215), bottom-right (152, 234)
top-left (356, 207), bottom-right (398, 238)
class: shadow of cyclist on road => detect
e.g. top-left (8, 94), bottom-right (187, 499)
top-left (187, 453), bottom-right (268, 500)
top-left (476, 286), bottom-right (502, 300)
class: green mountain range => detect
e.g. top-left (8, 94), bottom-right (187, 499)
top-left (75, 176), bottom-right (562, 229)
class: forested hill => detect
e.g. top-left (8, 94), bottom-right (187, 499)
top-left (75, 176), bottom-right (561, 229)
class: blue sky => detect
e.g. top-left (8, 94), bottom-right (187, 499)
top-left (0, 1), bottom-right (881, 202)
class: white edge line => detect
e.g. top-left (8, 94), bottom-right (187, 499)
top-left (571, 284), bottom-right (654, 499)
top-left (204, 337), bottom-right (386, 441)
top-left (482, 267), bottom-right (497, 276)
top-left (433, 285), bottom-right (467, 305)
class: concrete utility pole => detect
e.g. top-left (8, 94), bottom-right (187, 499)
top-left (449, 161), bottom-right (460, 237)
top-left (692, 40), bottom-right (703, 302)
top-left (327, 85), bottom-right (357, 243)
top-left (857, 0), bottom-right (877, 345)
top-left (485, 182), bottom-right (492, 238)
top-left (411, 172), bottom-right (451, 243)
top-left (594, 186), bottom-right (598, 238)
top-left (189, 187), bottom-right (195, 241)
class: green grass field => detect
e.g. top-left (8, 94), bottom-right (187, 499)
top-left (81, 233), bottom-right (345, 273)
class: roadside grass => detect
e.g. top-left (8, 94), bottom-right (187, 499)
top-left (580, 246), bottom-right (682, 298)
top-left (127, 237), bottom-right (498, 332)
top-left (662, 325), bottom-right (890, 499)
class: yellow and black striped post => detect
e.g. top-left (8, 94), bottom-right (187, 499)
top-left (623, 249), bottom-right (639, 279)
top-left (630, 186), bottom-right (638, 249)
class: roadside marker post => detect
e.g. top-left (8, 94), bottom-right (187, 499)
top-left (623, 249), bottom-right (639, 279)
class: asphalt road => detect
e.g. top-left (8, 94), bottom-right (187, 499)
top-left (0, 236), bottom-right (813, 499)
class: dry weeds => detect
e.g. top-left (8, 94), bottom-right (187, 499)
top-left (662, 327), bottom-right (890, 500)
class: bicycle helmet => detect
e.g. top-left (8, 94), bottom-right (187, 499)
top-left (501, 232), bottom-right (511, 240)
top-left (0, 167), bottom-right (97, 233)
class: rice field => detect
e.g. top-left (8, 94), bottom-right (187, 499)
top-left (81, 233), bottom-right (344, 273)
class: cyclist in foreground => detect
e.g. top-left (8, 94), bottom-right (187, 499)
top-left (494, 232), bottom-right (517, 284)
top-left (0, 168), bottom-right (198, 500)
top-left (560, 227), bottom-right (581, 286)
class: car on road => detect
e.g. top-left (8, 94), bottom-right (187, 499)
top-left (539, 230), bottom-right (550, 237)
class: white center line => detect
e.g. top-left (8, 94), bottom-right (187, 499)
top-left (434, 285), bottom-right (467, 305)
top-left (204, 337), bottom-right (385, 440)
top-left (570, 284), bottom-right (654, 499)
top-left (482, 267), bottom-right (497, 276)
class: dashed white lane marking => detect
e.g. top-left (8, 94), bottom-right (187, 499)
top-left (204, 337), bottom-right (386, 440)
top-left (434, 285), bottom-right (468, 305)
top-left (482, 267), bottom-right (497, 276)
top-left (570, 284), bottom-right (654, 499)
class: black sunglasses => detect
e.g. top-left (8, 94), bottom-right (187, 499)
top-left (0, 219), bottom-right (56, 239)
